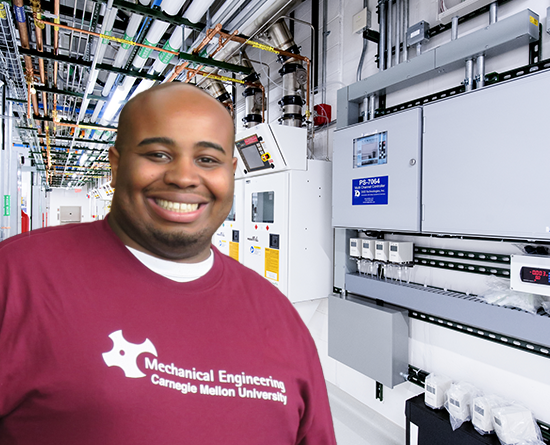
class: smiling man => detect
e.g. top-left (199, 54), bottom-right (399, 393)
top-left (0, 83), bottom-right (336, 444)
top-left (108, 83), bottom-right (237, 263)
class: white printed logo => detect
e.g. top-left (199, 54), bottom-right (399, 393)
top-left (102, 330), bottom-right (288, 405)
top-left (102, 330), bottom-right (157, 378)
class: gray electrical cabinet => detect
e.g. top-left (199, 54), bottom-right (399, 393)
top-left (332, 108), bottom-right (422, 232)
top-left (422, 70), bottom-right (550, 240)
top-left (328, 295), bottom-right (409, 388)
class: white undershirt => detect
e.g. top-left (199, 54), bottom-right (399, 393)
top-left (126, 246), bottom-right (214, 282)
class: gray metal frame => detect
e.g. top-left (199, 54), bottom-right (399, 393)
top-left (337, 9), bottom-right (540, 128)
top-left (345, 274), bottom-right (550, 350)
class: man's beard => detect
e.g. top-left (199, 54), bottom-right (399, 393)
top-left (124, 216), bottom-right (212, 261)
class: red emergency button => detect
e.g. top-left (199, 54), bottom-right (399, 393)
top-left (266, 225), bottom-right (269, 230)
top-left (255, 225), bottom-right (258, 230)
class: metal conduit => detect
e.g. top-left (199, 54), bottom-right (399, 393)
top-left (489, 2), bottom-right (498, 25)
top-left (465, 58), bottom-right (474, 92)
top-left (379, 0), bottom-right (386, 70)
top-left (403, 0), bottom-right (408, 62)
top-left (476, 54), bottom-right (485, 88)
top-left (395, 0), bottom-right (400, 66)
top-left (451, 16), bottom-right (458, 40)
top-left (386, 0), bottom-right (392, 69)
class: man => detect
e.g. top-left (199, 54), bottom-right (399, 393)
top-left (0, 83), bottom-right (336, 444)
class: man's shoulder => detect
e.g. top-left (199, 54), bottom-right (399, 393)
top-left (0, 220), bottom-right (106, 256)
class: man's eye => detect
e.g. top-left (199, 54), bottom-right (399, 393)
top-left (197, 157), bottom-right (219, 164)
top-left (148, 152), bottom-right (170, 160)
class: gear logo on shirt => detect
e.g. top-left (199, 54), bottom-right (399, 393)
top-left (102, 330), bottom-right (157, 378)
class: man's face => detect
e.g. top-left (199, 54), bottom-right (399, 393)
top-left (108, 86), bottom-right (237, 262)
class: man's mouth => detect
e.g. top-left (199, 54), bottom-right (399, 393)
top-left (155, 199), bottom-right (200, 213)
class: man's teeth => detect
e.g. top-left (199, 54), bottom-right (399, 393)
top-left (156, 199), bottom-right (199, 213)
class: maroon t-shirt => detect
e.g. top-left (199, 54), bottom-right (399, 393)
top-left (0, 219), bottom-right (336, 445)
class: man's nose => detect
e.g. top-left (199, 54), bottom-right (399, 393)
top-left (163, 157), bottom-right (201, 188)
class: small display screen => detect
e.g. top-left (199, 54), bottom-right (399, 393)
top-left (390, 246), bottom-right (398, 252)
top-left (353, 132), bottom-right (388, 168)
top-left (252, 191), bottom-right (274, 223)
top-left (376, 245), bottom-right (383, 250)
top-left (235, 134), bottom-right (271, 172)
top-left (241, 145), bottom-right (265, 170)
top-left (520, 267), bottom-right (550, 286)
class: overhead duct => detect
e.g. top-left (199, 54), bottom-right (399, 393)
top-left (267, 19), bottom-right (306, 127)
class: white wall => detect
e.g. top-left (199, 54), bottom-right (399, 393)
top-left (237, 0), bottom-right (550, 437)
top-left (48, 187), bottom-right (95, 226)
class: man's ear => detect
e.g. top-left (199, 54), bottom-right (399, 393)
top-left (232, 156), bottom-right (238, 175)
top-left (109, 146), bottom-right (120, 188)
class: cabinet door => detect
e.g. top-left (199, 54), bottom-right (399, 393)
top-left (242, 172), bottom-right (289, 296)
top-left (422, 70), bottom-right (550, 240)
top-left (333, 108), bottom-right (422, 232)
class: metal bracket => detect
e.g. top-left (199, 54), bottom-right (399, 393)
top-left (362, 28), bottom-right (380, 44)
top-left (409, 311), bottom-right (550, 360)
top-left (376, 381), bottom-right (384, 401)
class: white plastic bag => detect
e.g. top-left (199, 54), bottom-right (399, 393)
top-left (424, 373), bottom-right (452, 410)
top-left (492, 403), bottom-right (544, 445)
top-left (444, 382), bottom-right (482, 431)
top-left (482, 275), bottom-right (541, 315)
top-left (472, 394), bottom-right (505, 435)
top-left (540, 298), bottom-right (550, 316)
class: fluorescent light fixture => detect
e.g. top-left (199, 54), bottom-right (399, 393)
top-left (101, 85), bottom-right (131, 122)
top-left (79, 153), bottom-right (89, 166)
top-left (128, 79), bottom-right (155, 102)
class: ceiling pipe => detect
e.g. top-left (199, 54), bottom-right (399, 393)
top-left (12, 0), bottom-right (40, 117)
top-left (101, 13), bottom-right (145, 96)
top-left (61, 0), bottom-right (117, 186)
top-left (117, 0), bottom-right (187, 94)
top-left (210, 0), bottom-right (246, 28)
top-left (149, 0), bottom-right (217, 75)
top-left (197, 0), bottom-right (296, 69)
top-left (114, 0), bottom-right (218, 116)
top-left (32, 7), bottom-right (48, 116)
top-left (53, 0), bottom-right (59, 127)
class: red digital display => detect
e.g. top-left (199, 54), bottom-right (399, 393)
top-left (244, 135), bottom-right (258, 145)
top-left (520, 267), bottom-right (550, 286)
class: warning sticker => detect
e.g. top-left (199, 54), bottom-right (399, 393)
top-left (229, 242), bottom-right (239, 261)
top-left (352, 176), bottom-right (388, 206)
top-left (265, 248), bottom-right (279, 281)
top-left (248, 41), bottom-right (280, 54)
